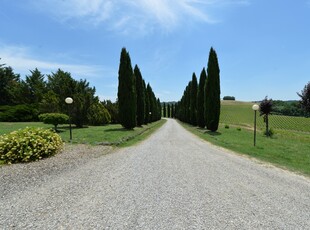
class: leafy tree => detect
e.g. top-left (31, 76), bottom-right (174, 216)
top-left (190, 73), bottom-right (198, 126)
top-left (24, 68), bottom-right (46, 105)
top-left (0, 65), bottom-right (23, 105)
top-left (46, 69), bottom-right (97, 127)
top-left (39, 90), bottom-right (60, 113)
top-left (205, 47), bottom-right (221, 132)
top-left (0, 104), bottom-right (39, 122)
top-left (71, 79), bottom-right (96, 127)
top-left (46, 69), bottom-right (76, 113)
top-left (259, 96), bottom-right (273, 137)
top-left (197, 68), bottom-right (207, 128)
top-left (134, 65), bottom-right (145, 126)
top-left (87, 101), bottom-right (111, 125)
top-left (223, 96), bottom-right (235, 100)
top-left (39, 113), bottom-right (69, 132)
top-left (102, 100), bottom-right (119, 124)
top-left (117, 48), bottom-right (137, 129)
top-left (298, 82), bottom-right (310, 117)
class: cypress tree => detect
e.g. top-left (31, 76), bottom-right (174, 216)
top-left (190, 73), bottom-right (198, 126)
top-left (197, 68), bottom-right (207, 128)
top-left (205, 47), bottom-right (221, 132)
top-left (163, 102), bottom-right (167, 117)
top-left (185, 82), bottom-right (191, 123)
top-left (134, 65), bottom-right (145, 126)
top-left (146, 83), bottom-right (154, 122)
top-left (157, 98), bottom-right (161, 120)
top-left (167, 104), bottom-right (171, 118)
top-left (171, 104), bottom-right (175, 118)
top-left (144, 80), bottom-right (150, 124)
top-left (117, 48), bottom-right (137, 129)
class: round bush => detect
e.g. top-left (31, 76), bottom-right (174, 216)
top-left (0, 127), bottom-right (63, 164)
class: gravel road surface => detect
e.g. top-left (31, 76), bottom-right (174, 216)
top-left (1, 119), bottom-right (310, 229)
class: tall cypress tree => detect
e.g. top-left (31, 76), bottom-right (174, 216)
top-left (144, 80), bottom-right (150, 124)
top-left (167, 104), bottom-right (171, 118)
top-left (197, 68), bottom-right (207, 128)
top-left (171, 104), bottom-right (175, 118)
top-left (157, 98), bottom-right (161, 121)
top-left (163, 102), bottom-right (167, 117)
top-left (118, 48), bottom-right (137, 129)
top-left (185, 82), bottom-right (191, 123)
top-left (190, 73), bottom-right (198, 126)
top-left (205, 47), bottom-right (221, 132)
top-left (134, 65), bottom-right (145, 126)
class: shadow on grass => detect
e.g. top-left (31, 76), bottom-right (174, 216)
top-left (104, 128), bottom-right (133, 132)
top-left (204, 130), bottom-right (222, 136)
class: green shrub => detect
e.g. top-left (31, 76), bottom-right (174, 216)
top-left (237, 127), bottom-right (241, 131)
top-left (87, 103), bottom-right (111, 126)
top-left (39, 113), bottom-right (69, 131)
top-left (225, 124), bottom-right (230, 129)
top-left (0, 127), bottom-right (63, 164)
top-left (0, 104), bottom-right (39, 122)
top-left (264, 128), bottom-right (275, 137)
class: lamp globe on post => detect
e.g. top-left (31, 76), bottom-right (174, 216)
top-left (252, 104), bottom-right (259, 146)
top-left (65, 97), bottom-right (73, 142)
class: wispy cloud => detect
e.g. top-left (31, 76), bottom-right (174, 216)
top-left (30, 0), bottom-right (249, 34)
top-left (0, 45), bottom-right (114, 79)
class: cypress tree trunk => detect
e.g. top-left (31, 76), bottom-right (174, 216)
top-left (205, 47), bottom-right (221, 132)
top-left (117, 48), bottom-right (137, 129)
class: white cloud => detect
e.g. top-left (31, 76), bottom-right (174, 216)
top-left (31, 0), bottom-right (249, 34)
top-left (0, 45), bottom-right (113, 79)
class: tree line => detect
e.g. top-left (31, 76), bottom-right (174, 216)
top-left (175, 47), bottom-right (221, 132)
top-left (162, 103), bottom-right (176, 118)
top-left (0, 62), bottom-right (114, 127)
top-left (118, 48), bottom-right (161, 129)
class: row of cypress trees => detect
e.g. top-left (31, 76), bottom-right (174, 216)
top-left (162, 103), bottom-right (176, 118)
top-left (176, 47), bottom-right (221, 132)
top-left (118, 48), bottom-right (161, 129)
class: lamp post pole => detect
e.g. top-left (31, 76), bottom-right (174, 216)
top-left (252, 104), bottom-right (259, 146)
top-left (65, 97), bottom-right (73, 142)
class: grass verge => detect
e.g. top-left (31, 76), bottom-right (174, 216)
top-left (0, 120), bottom-right (166, 147)
top-left (179, 121), bottom-right (310, 177)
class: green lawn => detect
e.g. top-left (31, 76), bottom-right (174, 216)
top-left (194, 100), bottom-right (310, 176)
top-left (0, 120), bottom-right (166, 146)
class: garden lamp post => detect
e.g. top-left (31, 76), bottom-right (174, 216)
top-left (65, 97), bottom-right (73, 142)
top-left (252, 104), bottom-right (259, 146)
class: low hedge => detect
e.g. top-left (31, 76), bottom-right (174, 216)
top-left (0, 127), bottom-right (63, 164)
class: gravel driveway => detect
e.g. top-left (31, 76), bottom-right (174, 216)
top-left (1, 119), bottom-right (310, 229)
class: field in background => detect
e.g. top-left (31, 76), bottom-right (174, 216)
top-left (220, 101), bottom-right (310, 133)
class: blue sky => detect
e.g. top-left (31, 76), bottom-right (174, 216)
top-left (1, 0), bottom-right (309, 102)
